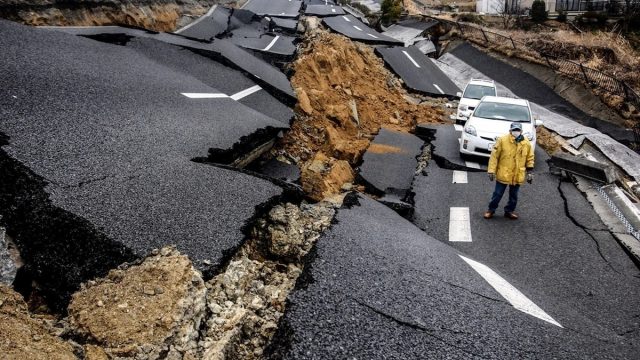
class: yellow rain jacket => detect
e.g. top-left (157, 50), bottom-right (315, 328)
top-left (488, 134), bottom-right (535, 185)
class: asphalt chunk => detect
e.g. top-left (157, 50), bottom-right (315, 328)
top-left (358, 128), bottom-right (424, 199)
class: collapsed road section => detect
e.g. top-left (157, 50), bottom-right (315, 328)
top-left (0, 19), bottom-right (290, 311)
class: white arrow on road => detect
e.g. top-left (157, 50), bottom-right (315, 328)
top-left (460, 255), bottom-right (563, 328)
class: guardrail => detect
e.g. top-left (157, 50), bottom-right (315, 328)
top-left (439, 18), bottom-right (640, 148)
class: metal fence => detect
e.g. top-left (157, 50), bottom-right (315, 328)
top-left (447, 19), bottom-right (640, 147)
top-left (556, 0), bottom-right (640, 15)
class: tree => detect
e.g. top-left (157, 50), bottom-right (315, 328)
top-left (380, 0), bottom-right (402, 25)
top-left (622, 0), bottom-right (640, 32)
top-left (493, 0), bottom-right (523, 29)
top-left (530, 0), bottom-right (548, 22)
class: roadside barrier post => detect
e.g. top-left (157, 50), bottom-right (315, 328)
top-left (480, 28), bottom-right (489, 43)
top-left (579, 63), bottom-right (590, 84)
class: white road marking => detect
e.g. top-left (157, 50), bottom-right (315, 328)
top-left (262, 35), bottom-right (280, 51)
top-left (433, 84), bottom-right (445, 94)
top-left (465, 161), bottom-right (480, 169)
top-left (343, 16), bottom-right (351, 22)
top-left (402, 50), bottom-right (421, 68)
top-left (181, 93), bottom-right (228, 99)
top-left (332, 8), bottom-right (336, 12)
top-left (454, 124), bottom-right (464, 131)
top-left (449, 207), bottom-right (472, 242)
top-left (230, 85), bottom-right (262, 100)
top-left (353, 25), bottom-right (363, 31)
top-left (452, 171), bottom-right (468, 184)
top-left (367, 33), bottom-right (379, 39)
top-left (459, 255), bottom-right (563, 328)
top-left (175, 5), bottom-right (217, 33)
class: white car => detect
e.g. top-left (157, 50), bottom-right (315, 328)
top-left (456, 79), bottom-right (497, 125)
top-left (459, 96), bottom-right (542, 158)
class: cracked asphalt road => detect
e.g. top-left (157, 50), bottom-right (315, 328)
top-left (0, 19), bottom-right (288, 307)
top-left (269, 195), bottom-right (640, 359)
top-left (412, 126), bottom-right (640, 346)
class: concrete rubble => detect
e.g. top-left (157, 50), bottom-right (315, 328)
top-left (0, 226), bottom-right (17, 285)
top-left (201, 201), bottom-right (336, 359)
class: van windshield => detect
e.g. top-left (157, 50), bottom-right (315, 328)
top-left (463, 84), bottom-right (496, 100)
top-left (473, 102), bottom-right (531, 122)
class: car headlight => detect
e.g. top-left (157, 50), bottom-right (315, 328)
top-left (464, 125), bottom-right (477, 136)
top-left (524, 132), bottom-right (533, 141)
top-left (459, 104), bottom-right (468, 111)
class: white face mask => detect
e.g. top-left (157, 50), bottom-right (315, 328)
top-left (511, 130), bottom-right (522, 137)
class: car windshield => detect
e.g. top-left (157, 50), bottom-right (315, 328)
top-left (473, 102), bottom-right (531, 122)
top-left (463, 84), bottom-right (496, 100)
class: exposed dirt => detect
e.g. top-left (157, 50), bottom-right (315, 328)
top-left (0, 285), bottom-right (76, 360)
top-left (0, 0), bottom-right (228, 32)
top-left (273, 31), bottom-right (445, 201)
top-left (536, 126), bottom-right (562, 155)
top-left (68, 247), bottom-right (206, 359)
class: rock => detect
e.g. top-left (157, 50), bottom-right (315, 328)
top-left (85, 345), bottom-right (109, 360)
top-left (296, 88), bottom-right (314, 115)
top-left (301, 152), bottom-right (355, 201)
top-left (68, 247), bottom-right (206, 359)
top-left (0, 227), bottom-right (17, 285)
top-left (325, 125), bottom-right (369, 164)
top-left (0, 285), bottom-right (76, 359)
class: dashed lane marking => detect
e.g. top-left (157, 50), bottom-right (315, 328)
top-left (402, 50), bottom-right (421, 68)
top-left (181, 93), bottom-right (229, 99)
top-left (367, 33), bottom-right (379, 39)
top-left (433, 84), bottom-right (445, 94)
top-left (465, 161), bottom-right (480, 169)
top-left (262, 35), bottom-right (280, 51)
top-left (353, 25), bottom-right (363, 31)
top-left (230, 85), bottom-right (262, 100)
top-left (454, 124), bottom-right (463, 131)
top-left (449, 207), bottom-right (472, 242)
top-left (459, 255), bottom-right (563, 328)
top-left (343, 16), bottom-right (351, 22)
top-left (452, 171), bottom-right (468, 184)
top-left (332, 8), bottom-right (336, 12)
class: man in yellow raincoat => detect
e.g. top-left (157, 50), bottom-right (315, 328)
top-left (484, 122), bottom-right (535, 220)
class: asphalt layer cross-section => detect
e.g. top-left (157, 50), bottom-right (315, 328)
top-left (323, 15), bottom-right (402, 45)
top-left (376, 45), bottom-right (460, 97)
top-left (412, 124), bottom-right (640, 348)
top-left (267, 194), bottom-right (640, 359)
top-left (0, 20), bottom-right (289, 308)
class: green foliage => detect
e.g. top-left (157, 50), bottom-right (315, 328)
top-left (380, 0), bottom-right (402, 25)
top-left (530, 0), bottom-right (548, 23)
